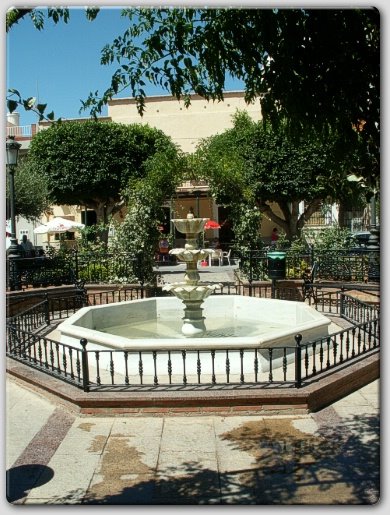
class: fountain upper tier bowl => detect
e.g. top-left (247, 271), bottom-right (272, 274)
top-left (58, 295), bottom-right (331, 351)
top-left (170, 215), bottom-right (209, 235)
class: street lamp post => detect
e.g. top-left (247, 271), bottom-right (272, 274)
top-left (367, 193), bottom-right (380, 282)
top-left (367, 194), bottom-right (380, 249)
top-left (6, 136), bottom-right (22, 290)
top-left (347, 174), bottom-right (380, 283)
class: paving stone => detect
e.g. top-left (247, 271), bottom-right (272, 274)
top-left (86, 473), bottom-right (157, 504)
top-left (157, 450), bottom-right (218, 476)
top-left (111, 417), bottom-right (164, 437)
top-left (154, 470), bottom-right (221, 505)
top-left (26, 454), bottom-right (101, 502)
top-left (160, 418), bottom-right (216, 453)
top-left (6, 376), bottom-right (380, 505)
top-left (54, 419), bottom-right (113, 456)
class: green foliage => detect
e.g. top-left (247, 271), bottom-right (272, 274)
top-left (77, 221), bottom-right (113, 255)
top-left (229, 202), bottom-right (264, 279)
top-left (7, 7), bottom-right (379, 185)
top-left (201, 111), bottom-right (352, 202)
top-left (278, 235), bottom-right (311, 278)
top-left (8, 158), bottom-right (51, 220)
top-left (230, 202), bottom-right (263, 253)
top-left (110, 148), bottom-right (184, 284)
top-left (79, 8), bottom-right (379, 184)
top-left (111, 199), bottom-right (159, 284)
top-left (197, 111), bottom-right (357, 239)
top-left (26, 120), bottom-right (178, 234)
top-left (305, 226), bottom-right (355, 251)
top-left (78, 264), bottom-right (109, 284)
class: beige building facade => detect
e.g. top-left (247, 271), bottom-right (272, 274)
top-left (108, 91), bottom-right (262, 153)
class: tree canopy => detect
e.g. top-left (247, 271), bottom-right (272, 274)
top-left (86, 8), bottom-right (379, 182)
top-left (26, 120), bottom-right (179, 229)
top-left (7, 7), bottom-right (379, 186)
top-left (7, 158), bottom-right (51, 221)
top-left (196, 112), bottom-right (362, 239)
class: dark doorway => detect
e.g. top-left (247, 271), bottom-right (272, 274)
top-left (218, 206), bottom-right (235, 250)
top-left (81, 210), bottom-right (97, 226)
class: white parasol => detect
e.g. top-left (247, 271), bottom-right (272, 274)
top-left (34, 217), bottom-right (85, 235)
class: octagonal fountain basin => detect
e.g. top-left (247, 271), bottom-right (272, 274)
top-left (58, 296), bottom-right (331, 377)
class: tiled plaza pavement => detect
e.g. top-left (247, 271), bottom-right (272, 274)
top-left (6, 377), bottom-right (379, 505)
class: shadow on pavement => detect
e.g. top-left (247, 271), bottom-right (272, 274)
top-left (6, 464), bottom-right (54, 503)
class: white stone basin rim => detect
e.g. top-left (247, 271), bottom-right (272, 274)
top-left (58, 296), bottom-right (331, 351)
top-left (171, 216), bottom-right (209, 235)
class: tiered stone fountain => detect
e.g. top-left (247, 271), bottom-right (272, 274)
top-left (163, 211), bottom-right (221, 337)
top-left (58, 211), bottom-right (332, 378)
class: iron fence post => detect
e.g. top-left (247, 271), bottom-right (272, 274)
top-left (340, 292), bottom-right (345, 318)
top-left (249, 251), bottom-right (253, 297)
top-left (80, 338), bottom-right (90, 392)
top-left (295, 334), bottom-right (303, 388)
top-left (73, 249), bottom-right (79, 281)
top-left (44, 293), bottom-right (50, 326)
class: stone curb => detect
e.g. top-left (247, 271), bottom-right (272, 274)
top-left (6, 351), bottom-right (379, 416)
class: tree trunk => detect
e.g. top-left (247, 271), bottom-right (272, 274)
top-left (83, 199), bottom-right (123, 245)
top-left (258, 198), bottom-right (323, 240)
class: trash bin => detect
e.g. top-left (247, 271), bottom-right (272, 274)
top-left (267, 251), bottom-right (286, 280)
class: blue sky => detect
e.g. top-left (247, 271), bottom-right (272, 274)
top-left (6, 7), bottom-right (245, 127)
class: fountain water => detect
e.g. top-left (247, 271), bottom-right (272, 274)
top-left (162, 211), bottom-right (221, 336)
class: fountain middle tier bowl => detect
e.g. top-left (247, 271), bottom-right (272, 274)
top-left (162, 282), bottom-right (221, 301)
top-left (169, 248), bottom-right (214, 261)
top-left (58, 295), bottom-right (330, 351)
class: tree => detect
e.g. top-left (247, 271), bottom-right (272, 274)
top-left (111, 150), bottom-right (186, 284)
top-left (26, 120), bottom-right (179, 241)
top-left (6, 7), bottom-right (98, 32)
top-left (196, 112), bottom-right (359, 240)
top-left (83, 8), bottom-right (379, 182)
top-left (7, 8), bottom-right (379, 185)
top-left (7, 158), bottom-right (51, 221)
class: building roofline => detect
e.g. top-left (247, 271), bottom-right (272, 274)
top-left (38, 116), bottom-right (112, 127)
top-left (108, 90), bottom-right (260, 106)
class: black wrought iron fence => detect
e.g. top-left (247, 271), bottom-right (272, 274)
top-left (296, 318), bottom-right (379, 386)
top-left (6, 255), bottom-right (76, 291)
top-left (238, 249), bottom-right (377, 283)
top-left (6, 287), bottom-right (379, 392)
top-left (6, 326), bottom-right (84, 389)
top-left (6, 300), bottom-right (49, 334)
top-left (81, 343), bottom-right (299, 389)
top-left (315, 252), bottom-right (370, 281)
top-left (6, 292), bottom-right (87, 332)
top-left (76, 252), bottom-right (142, 285)
top-left (6, 251), bottom-right (145, 291)
top-left (341, 293), bottom-right (380, 325)
top-left (7, 247), bottom-right (379, 292)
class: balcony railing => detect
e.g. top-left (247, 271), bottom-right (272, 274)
top-left (6, 125), bottom-right (32, 138)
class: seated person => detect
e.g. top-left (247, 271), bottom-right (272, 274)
top-left (158, 237), bottom-right (169, 261)
top-left (20, 234), bottom-right (35, 257)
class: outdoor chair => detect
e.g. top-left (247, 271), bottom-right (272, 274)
top-left (221, 248), bottom-right (232, 266)
top-left (208, 249), bottom-right (223, 266)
